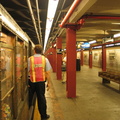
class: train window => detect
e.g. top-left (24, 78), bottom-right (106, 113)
top-left (0, 32), bottom-right (14, 45)
top-left (24, 45), bottom-right (27, 62)
top-left (0, 33), bottom-right (14, 120)
top-left (16, 41), bottom-right (24, 105)
top-left (0, 48), bottom-right (13, 98)
top-left (0, 48), bottom-right (14, 120)
top-left (23, 45), bottom-right (28, 90)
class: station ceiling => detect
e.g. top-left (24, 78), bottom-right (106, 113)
top-left (1, 0), bottom-right (120, 50)
top-left (1, 0), bottom-right (73, 47)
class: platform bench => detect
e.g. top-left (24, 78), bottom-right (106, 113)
top-left (98, 69), bottom-right (120, 84)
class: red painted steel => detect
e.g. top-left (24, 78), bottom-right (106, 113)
top-left (89, 48), bottom-right (92, 68)
top-left (56, 37), bottom-right (62, 80)
top-left (102, 45), bottom-right (106, 71)
top-left (81, 50), bottom-right (83, 66)
top-left (52, 47), bottom-right (57, 72)
top-left (59, 0), bottom-right (81, 28)
top-left (66, 28), bottom-right (76, 98)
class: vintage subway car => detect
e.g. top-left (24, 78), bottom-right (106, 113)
top-left (0, 5), bottom-right (34, 120)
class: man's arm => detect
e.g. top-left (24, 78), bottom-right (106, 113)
top-left (45, 57), bottom-right (52, 91)
top-left (45, 70), bottom-right (51, 91)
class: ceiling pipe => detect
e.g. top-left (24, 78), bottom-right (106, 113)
top-left (26, 0), bottom-right (41, 44)
top-left (91, 39), bottom-right (120, 48)
top-left (84, 15), bottom-right (120, 20)
top-left (59, 0), bottom-right (82, 28)
top-left (51, 0), bottom-right (66, 33)
top-left (35, 0), bottom-right (42, 44)
top-left (50, 0), bottom-right (67, 45)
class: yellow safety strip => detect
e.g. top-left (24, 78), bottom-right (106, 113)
top-left (31, 56), bottom-right (36, 82)
top-left (42, 56), bottom-right (46, 81)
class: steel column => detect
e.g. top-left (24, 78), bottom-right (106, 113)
top-left (56, 37), bottom-right (62, 80)
top-left (52, 47), bottom-right (57, 72)
top-left (102, 45), bottom-right (106, 71)
top-left (66, 28), bottom-right (76, 98)
top-left (80, 50), bottom-right (83, 66)
top-left (89, 47), bottom-right (92, 68)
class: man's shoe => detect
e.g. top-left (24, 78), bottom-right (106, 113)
top-left (41, 115), bottom-right (50, 120)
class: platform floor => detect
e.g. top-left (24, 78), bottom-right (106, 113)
top-left (33, 65), bottom-right (120, 120)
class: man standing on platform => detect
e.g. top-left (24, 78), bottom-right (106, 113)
top-left (28, 44), bottom-right (52, 120)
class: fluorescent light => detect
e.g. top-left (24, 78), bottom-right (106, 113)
top-left (106, 44), bottom-right (114, 47)
top-left (113, 33), bottom-right (120, 38)
top-left (110, 29), bottom-right (120, 31)
top-left (89, 40), bottom-right (96, 44)
top-left (112, 23), bottom-right (120, 25)
top-left (44, 0), bottom-right (59, 51)
top-left (115, 43), bottom-right (120, 46)
top-left (105, 39), bottom-right (114, 43)
top-left (93, 46), bottom-right (102, 49)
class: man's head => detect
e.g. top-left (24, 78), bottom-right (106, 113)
top-left (34, 44), bottom-right (43, 54)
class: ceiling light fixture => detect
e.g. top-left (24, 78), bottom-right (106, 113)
top-left (44, 0), bottom-right (59, 51)
top-left (110, 29), bottom-right (120, 31)
top-left (112, 23), bottom-right (120, 25)
top-left (113, 33), bottom-right (120, 38)
top-left (105, 38), bottom-right (114, 43)
top-left (89, 40), bottom-right (96, 44)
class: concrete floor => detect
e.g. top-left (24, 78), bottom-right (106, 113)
top-left (34, 65), bottom-right (120, 120)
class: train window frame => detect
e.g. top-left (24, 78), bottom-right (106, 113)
top-left (0, 31), bottom-right (15, 120)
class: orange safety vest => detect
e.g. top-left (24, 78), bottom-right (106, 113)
top-left (30, 55), bottom-right (46, 82)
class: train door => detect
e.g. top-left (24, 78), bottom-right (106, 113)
top-left (15, 39), bottom-right (29, 120)
top-left (0, 30), bottom-right (15, 120)
top-left (15, 39), bottom-right (24, 106)
top-left (22, 42), bottom-right (28, 100)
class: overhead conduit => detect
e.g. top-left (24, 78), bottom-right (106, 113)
top-left (26, 0), bottom-right (41, 44)
top-left (49, 0), bottom-right (67, 46)
top-left (85, 15), bottom-right (120, 20)
top-left (59, 0), bottom-right (82, 28)
top-left (59, 0), bottom-right (120, 28)
top-left (78, 15), bottom-right (120, 28)
top-left (35, 0), bottom-right (42, 44)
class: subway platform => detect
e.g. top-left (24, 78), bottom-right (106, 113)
top-left (33, 65), bottom-right (120, 120)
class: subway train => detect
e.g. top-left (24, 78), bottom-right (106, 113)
top-left (0, 5), bottom-right (35, 120)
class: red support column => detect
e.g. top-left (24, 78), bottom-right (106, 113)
top-left (81, 50), bottom-right (83, 66)
top-left (89, 47), bottom-right (92, 68)
top-left (56, 37), bottom-right (62, 80)
top-left (52, 43), bottom-right (57, 72)
top-left (66, 28), bottom-right (76, 98)
top-left (102, 45), bottom-right (106, 71)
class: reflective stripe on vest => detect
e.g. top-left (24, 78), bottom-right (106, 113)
top-left (30, 55), bottom-right (46, 82)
